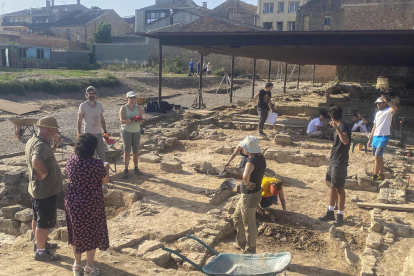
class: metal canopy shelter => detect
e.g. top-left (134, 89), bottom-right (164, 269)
top-left (137, 30), bottom-right (414, 106)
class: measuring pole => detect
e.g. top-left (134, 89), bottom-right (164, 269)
top-left (252, 59), bottom-right (256, 99)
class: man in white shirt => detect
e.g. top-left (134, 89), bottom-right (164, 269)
top-left (351, 112), bottom-right (368, 133)
top-left (77, 86), bottom-right (108, 161)
top-left (307, 110), bottom-right (327, 138)
top-left (368, 95), bottom-right (399, 181)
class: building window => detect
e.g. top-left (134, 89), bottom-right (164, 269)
top-left (263, 22), bottom-right (273, 30)
top-left (278, 2), bottom-right (284, 13)
top-left (227, 7), bottom-right (237, 13)
top-left (324, 16), bottom-right (331, 26)
top-left (37, 49), bottom-right (44, 59)
top-left (288, 21), bottom-right (295, 31)
top-left (53, 9), bottom-right (58, 12)
top-left (303, 15), bottom-right (310, 31)
top-left (288, 1), bottom-right (300, 13)
top-left (145, 11), bottom-right (167, 24)
top-left (19, 48), bottom-right (27, 58)
top-left (325, 0), bottom-right (332, 7)
top-left (67, 29), bottom-right (70, 41)
top-left (263, 3), bottom-right (274, 14)
top-left (276, 22), bottom-right (283, 31)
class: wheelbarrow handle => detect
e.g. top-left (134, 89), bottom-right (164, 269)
top-left (186, 234), bottom-right (219, 256)
top-left (162, 247), bottom-right (206, 273)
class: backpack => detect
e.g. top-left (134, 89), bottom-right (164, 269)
top-left (145, 101), bottom-right (158, 113)
top-left (159, 101), bottom-right (173, 113)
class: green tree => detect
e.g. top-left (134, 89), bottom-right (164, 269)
top-left (93, 22), bottom-right (112, 44)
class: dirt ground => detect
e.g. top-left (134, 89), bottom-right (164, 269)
top-left (0, 73), bottom-right (413, 276)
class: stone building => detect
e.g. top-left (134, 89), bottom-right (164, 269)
top-left (0, 0), bottom-right (87, 34)
top-left (296, 0), bottom-right (341, 31)
top-left (256, 0), bottom-right (307, 31)
top-left (209, 0), bottom-right (257, 25)
top-left (50, 9), bottom-right (134, 43)
top-left (0, 45), bottom-right (51, 68)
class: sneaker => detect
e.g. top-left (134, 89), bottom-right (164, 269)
top-left (372, 174), bottom-right (378, 181)
top-left (318, 210), bottom-right (335, 221)
top-left (258, 131), bottom-right (266, 136)
top-left (377, 174), bottom-right (385, 181)
top-left (334, 205), bottom-right (338, 211)
top-left (333, 214), bottom-right (344, 226)
top-left (134, 167), bottom-right (143, 175)
top-left (34, 242), bottom-right (58, 252)
top-left (34, 250), bottom-right (60, 262)
top-left (121, 169), bottom-right (128, 179)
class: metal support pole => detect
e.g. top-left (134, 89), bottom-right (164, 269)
top-left (268, 60), bottom-right (271, 82)
top-left (158, 40), bottom-right (162, 106)
top-left (312, 64), bottom-right (316, 87)
top-left (283, 62), bottom-right (288, 94)
top-left (230, 56), bottom-right (235, 103)
top-left (252, 59), bottom-right (256, 99)
top-left (297, 65), bottom-right (301, 90)
top-left (199, 55), bottom-right (203, 109)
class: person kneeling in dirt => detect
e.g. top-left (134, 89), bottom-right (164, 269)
top-left (233, 135), bottom-right (266, 254)
top-left (257, 177), bottom-right (286, 215)
top-left (307, 110), bottom-right (328, 138)
top-left (318, 106), bottom-right (350, 226)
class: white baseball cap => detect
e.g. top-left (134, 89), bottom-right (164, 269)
top-left (375, 97), bottom-right (384, 103)
top-left (126, 91), bottom-right (136, 98)
top-left (238, 135), bottom-right (261, 154)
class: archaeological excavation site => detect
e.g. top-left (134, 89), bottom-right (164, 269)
top-left (0, 73), bottom-right (414, 276)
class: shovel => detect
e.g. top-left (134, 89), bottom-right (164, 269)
top-left (105, 138), bottom-right (119, 148)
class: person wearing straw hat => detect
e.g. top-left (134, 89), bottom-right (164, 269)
top-left (368, 94), bottom-right (399, 181)
top-left (77, 86), bottom-right (108, 162)
top-left (25, 116), bottom-right (62, 262)
top-left (233, 135), bottom-right (266, 254)
top-left (119, 91), bottom-right (144, 179)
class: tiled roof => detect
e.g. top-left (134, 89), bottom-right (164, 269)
top-left (3, 4), bottom-right (87, 17)
top-left (179, 16), bottom-right (269, 32)
top-left (51, 9), bottom-right (111, 27)
top-left (138, 1), bottom-right (201, 11)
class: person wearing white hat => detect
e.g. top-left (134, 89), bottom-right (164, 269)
top-left (119, 91), bottom-right (144, 179)
top-left (232, 135), bottom-right (266, 254)
top-left (368, 94), bottom-right (399, 181)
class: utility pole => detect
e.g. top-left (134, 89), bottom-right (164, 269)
top-left (1, 3), bottom-right (5, 16)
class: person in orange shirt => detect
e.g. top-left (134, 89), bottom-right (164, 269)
top-left (257, 177), bottom-right (286, 215)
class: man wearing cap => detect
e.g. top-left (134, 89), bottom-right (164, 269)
top-left (25, 116), bottom-right (62, 261)
top-left (77, 86), bottom-right (108, 161)
top-left (368, 94), bottom-right (399, 181)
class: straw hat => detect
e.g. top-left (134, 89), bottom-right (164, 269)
top-left (35, 116), bottom-right (59, 129)
top-left (238, 135), bottom-right (261, 154)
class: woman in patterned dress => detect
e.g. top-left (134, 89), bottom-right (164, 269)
top-left (65, 134), bottom-right (110, 276)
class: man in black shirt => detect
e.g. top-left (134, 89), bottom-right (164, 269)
top-left (319, 106), bottom-right (350, 226)
top-left (253, 83), bottom-right (275, 136)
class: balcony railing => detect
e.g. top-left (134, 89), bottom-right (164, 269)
top-left (2, 22), bottom-right (28, 27)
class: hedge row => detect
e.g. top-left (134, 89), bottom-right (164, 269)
top-left (0, 75), bottom-right (120, 95)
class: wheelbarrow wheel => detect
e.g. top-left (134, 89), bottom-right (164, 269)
top-left (15, 126), bottom-right (24, 141)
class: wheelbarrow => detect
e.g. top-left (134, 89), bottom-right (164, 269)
top-left (163, 234), bottom-right (292, 276)
top-left (104, 150), bottom-right (124, 172)
top-left (9, 117), bottom-right (38, 141)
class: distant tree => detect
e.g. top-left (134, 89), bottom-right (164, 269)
top-left (90, 6), bottom-right (101, 10)
top-left (92, 22), bottom-right (112, 44)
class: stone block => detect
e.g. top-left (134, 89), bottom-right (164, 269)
top-left (14, 208), bottom-right (33, 222)
top-left (143, 248), bottom-right (171, 268)
top-left (345, 180), bottom-right (358, 189)
top-left (209, 189), bottom-right (235, 205)
top-left (160, 160), bottom-right (183, 173)
top-left (60, 227), bottom-right (68, 242)
top-left (222, 146), bottom-right (235, 155)
top-left (345, 247), bottom-right (359, 265)
top-left (121, 248), bottom-right (138, 256)
top-left (0, 217), bottom-right (21, 235)
top-left (351, 195), bottom-right (360, 202)
top-left (394, 224), bottom-right (411, 238)
top-left (329, 226), bottom-right (337, 239)
top-left (20, 221), bottom-right (31, 235)
top-left (366, 232), bottom-right (382, 250)
top-left (1, 204), bottom-right (25, 219)
top-left (274, 134), bottom-right (291, 146)
top-left (214, 146), bottom-right (223, 153)
top-left (370, 221), bottom-right (382, 233)
top-left (1, 171), bottom-right (23, 186)
top-left (111, 234), bottom-right (148, 252)
top-left (137, 240), bottom-right (164, 257)
top-left (0, 186), bottom-right (6, 198)
top-left (24, 229), bottom-right (34, 241)
top-left (182, 253), bottom-right (205, 270)
top-left (165, 137), bottom-right (178, 145)
top-left (139, 154), bottom-right (161, 163)
top-left (358, 174), bottom-right (372, 188)
top-left (56, 209), bottom-right (66, 228)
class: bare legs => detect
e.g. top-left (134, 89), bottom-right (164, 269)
top-left (374, 155), bottom-right (384, 175)
top-left (71, 246), bottom-right (97, 272)
top-left (32, 220), bottom-right (47, 250)
top-left (330, 187), bottom-right (345, 211)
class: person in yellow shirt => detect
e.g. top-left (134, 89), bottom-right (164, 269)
top-left (257, 177), bottom-right (286, 215)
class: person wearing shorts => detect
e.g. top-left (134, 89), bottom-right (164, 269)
top-left (319, 106), bottom-right (350, 226)
top-left (25, 116), bottom-right (63, 261)
top-left (368, 95), bottom-right (399, 181)
top-left (119, 91), bottom-right (143, 179)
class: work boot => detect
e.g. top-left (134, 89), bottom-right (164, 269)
top-left (333, 214), bottom-right (344, 226)
top-left (134, 167), bottom-right (143, 175)
top-left (121, 169), bottom-right (128, 179)
top-left (34, 241), bottom-right (58, 252)
top-left (34, 250), bottom-right (60, 262)
top-left (318, 210), bottom-right (335, 221)
top-left (371, 174), bottom-right (378, 181)
top-left (377, 174), bottom-right (385, 181)
top-left (258, 131), bottom-right (266, 136)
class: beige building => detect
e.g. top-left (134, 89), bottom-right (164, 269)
top-left (256, 0), bottom-right (306, 31)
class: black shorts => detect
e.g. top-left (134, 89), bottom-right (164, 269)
top-left (326, 164), bottom-right (347, 188)
top-left (32, 195), bottom-right (57, 229)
